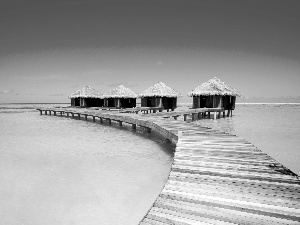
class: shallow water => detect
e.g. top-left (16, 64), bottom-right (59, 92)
top-left (192, 103), bottom-right (300, 175)
top-left (0, 104), bottom-right (174, 225)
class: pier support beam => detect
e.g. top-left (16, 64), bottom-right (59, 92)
top-left (183, 114), bottom-right (188, 121)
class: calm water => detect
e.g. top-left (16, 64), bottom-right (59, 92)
top-left (1, 103), bottom-right (299, 225)
top-left (0, 104), bottom-right (174, 225)
top-left (192, 103), bottom-right (300, 176)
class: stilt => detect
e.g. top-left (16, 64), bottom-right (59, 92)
top-left (223, 111), bottom-right (225, 118)
top-left (60, 112), bottom-right (63, 116)
top-left (198, 112), bottom-right (202, 119)
top-left (78, 114), bottom-right (80, 119)
top-left (100, 117), bottom-right (103, 123)
top-left (40, 110), bottom-right (42, 115)
top-left (230, 110), bottom-right (233, 117)
top-left (54, 111), bottom-right (56, 116)
top-left (227, 110), bottom-right (230, 117)
top-left (218, 111), bottom-right (221, 119)
top-left (132, 124), bottom-right (136, 129)
top-left (72, 113), bottom-right (74, 118)
top-left (208, 112), bottom-right (210, 118)
top-left (85, 115), bottom-right (87, 121)
top-left (93, 116), bottom-right (95, 122)
top-left (214, 112), bottom-right (217, 120)
top-left (183, 114), bottom-right (188, 121)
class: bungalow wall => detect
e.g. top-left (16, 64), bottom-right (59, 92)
top-left (120, 98), bottom-right (136, 108)
top-left (222, 96), bottom-right (236, 110)
top-left (71, 98), bottom-right (80, 106)
top-left (85, 98), bottom-right (104, 107)
top-left (192, 95), bottom-right (222, 109)
top-left (141, 97), bottom-right (177, 109)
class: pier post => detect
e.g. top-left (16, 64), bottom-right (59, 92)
top-left (39, 110), bottom-right (42, 115)
top-left (100, 117), bottom-right (103, 123)
top-left (178, 131), bottom-right (183, 138)
top-left (132, 124), bottom-right (136, 129)
top-left (118, 121), bottom-right (122, 126)
top-left (198, 112), bottom-right (202, 119)
top-left (218, 111), bottom-right (221, 118)
top-left (214, 112), bottom-right (217, 120)
top-left (230, 110), bottom-right (233, 117)
top-left (107, 119), bottom-right (111, 125)
top-left (93, 116), bottom-right (95, 122)
top-left (54, 111), bottom-right (56, 116)
top-left (72, 113), bottom-right (74, 118)
top-left (146, 127), bottom-right (151, 133)
top-left (223, 111), bottom-right (225, 118)
top-left (208, 112), bottom-right (210, 118)
top-left (60, 112), bottom-right (63, 117)
top-left (227, 110), bottom-right (230, 117)
top-left (183, 114), bottom-right (188, 121)
top-left (85, 115), bottom-right (87, 121)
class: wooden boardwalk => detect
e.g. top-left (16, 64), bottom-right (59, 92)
top-left (37, 107), bottom-right (300, 224)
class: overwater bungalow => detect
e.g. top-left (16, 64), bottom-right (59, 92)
top-left (139, 82), bottom-right (182, 111)
top-left (102, 85), bottom-right (138, 108)
top-left (188, 77), bottom-right (241, 114)
top-left (69, 86), bottom-right (104, 107)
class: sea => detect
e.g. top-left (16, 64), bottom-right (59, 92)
top-left (0, 103), bottom-right (299, 225)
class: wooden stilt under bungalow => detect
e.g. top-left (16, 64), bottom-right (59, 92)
top-left (69, 86), bottom-right (103, 107)
top-left (188, 77), bottom-right (241, 116)
top-left (102, 85), bottom-right (138, 109)
top-left (139, 82), bottom-right (182, 111)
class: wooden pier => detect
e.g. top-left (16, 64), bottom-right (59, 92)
top-left (37, 107), bottom-right (300, 224)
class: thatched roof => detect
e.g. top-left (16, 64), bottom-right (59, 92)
top-left (188, 77), bottom-right (241, 97)
top-left (69, 86), bottom-right (102, 98)
top-left (102, 85), bottom-right (138, 98)
top-left (139, 82), bottom-right (182, 98)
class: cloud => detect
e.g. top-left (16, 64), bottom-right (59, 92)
top-left (0, 88), bottom-right (16, 94)
top-left (157, 61), bottom-right (163, 66)
top-left (50, 93), bottom-right (65, 96)
top-left (107, 81), bottom-right (139, 88)
top-left (14, 75), bottom-right (65, 81)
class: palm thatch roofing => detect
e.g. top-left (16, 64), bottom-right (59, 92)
top-left (102, 85), bottom-right (138, 98)
top-left (69, 86), bottom-right (102, 98)
top-left (139, 82), bottom-right (182, 98)
top-left (188, 77), bottom-right (241, 97)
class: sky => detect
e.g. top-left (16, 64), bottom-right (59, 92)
top-left (0, 0), bottom-right (299, 103)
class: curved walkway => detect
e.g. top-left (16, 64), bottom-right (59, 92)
top-left (37, 108), bottom-right (300, 224)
